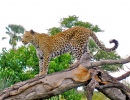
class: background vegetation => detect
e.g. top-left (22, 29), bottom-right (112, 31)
top-left (0, 15), bottom-right (122, 100)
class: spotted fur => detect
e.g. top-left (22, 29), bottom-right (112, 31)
top-left (22, 26), bottom-right (118, 76)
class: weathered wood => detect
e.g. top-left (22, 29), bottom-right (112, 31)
top-left (0, 53), bottom-right (130, 100)
top-left (116, 71), bottom-right (130, 81)
top-left (0, 65), bottom-right (91, 100)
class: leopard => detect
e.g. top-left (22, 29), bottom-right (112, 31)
top-left (22, 26), bottom-right (118, 76)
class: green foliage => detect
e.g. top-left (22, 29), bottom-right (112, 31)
top-left (60, 15), bottom-right (79, 28)
top-left (48, 89), bottom-right (82, 100)
top-left (48, 27), bottom-right (62, 36)
top-left (0, 68), bottom-right (15, 91)
top-left (46, 95), bottom-right (64, 100)
top-left (49, 53), bottom-right (71, 74)
top-left (94, 50), bottom-right (122, 72)
top-left (0, 45), bottom-right (38, 87)
top-left (6, 24), bottom-right (25, 34)
top-left (60, 15), bottom-right (103, 32)
top-left (62, 89), bottom-right (82, 100)
top-left (92, 92), bottom-right (110, 100)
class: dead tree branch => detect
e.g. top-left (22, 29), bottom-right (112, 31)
top-left (0, 53), bottom-right (130, 100)
top-left (116, 71), bottom-right (130, 81)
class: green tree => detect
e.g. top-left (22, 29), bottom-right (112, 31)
top-left (3, 24), bottom-right (25, 49)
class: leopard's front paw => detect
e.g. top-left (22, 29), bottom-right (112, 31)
top-left (39, 72), bottom-right (47, 76)
top-left (35, 71), bottom-right (47, 77)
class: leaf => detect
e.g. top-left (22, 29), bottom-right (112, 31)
top-left (5, 27), bottom-right (10, 32)
top-left (2, 37), bottom-right (7, 40)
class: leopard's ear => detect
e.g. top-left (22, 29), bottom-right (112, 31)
top-left (30, 29), bottom-right (35, 34)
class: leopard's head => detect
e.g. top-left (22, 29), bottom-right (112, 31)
top-left (22, 30), bottom-right (35, 45)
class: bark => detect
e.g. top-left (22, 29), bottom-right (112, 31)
top-left (0, 53), bottom-right (130, 100)
top-left (116, 71), bottom-right (130, 81)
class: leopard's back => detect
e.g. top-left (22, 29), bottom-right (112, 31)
top-left (49, 26), bottom-right (91, 59)
top-left (48, 26), bottom-right (118, 59)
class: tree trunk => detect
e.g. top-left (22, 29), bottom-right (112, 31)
top-left (0, 53), bottom-right (130, 100)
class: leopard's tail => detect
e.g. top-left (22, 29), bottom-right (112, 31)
top-left (90, 31), bottom-right (118, 52)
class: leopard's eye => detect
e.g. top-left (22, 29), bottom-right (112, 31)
top-left (25, 36), bottom-right (28, 38)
